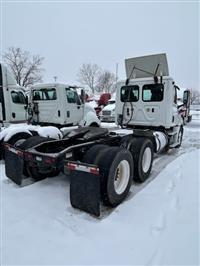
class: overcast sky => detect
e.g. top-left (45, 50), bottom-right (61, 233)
top-left (1, 1), bottom-right (199, 90)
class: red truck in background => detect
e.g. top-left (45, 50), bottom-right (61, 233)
top-left (95, 93), bottom-right (111, 116)
top-left (85, 92), bottom-right (111, 117)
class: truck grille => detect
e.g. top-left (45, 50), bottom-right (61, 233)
top-left (102, 110), bottom-right (111, 116)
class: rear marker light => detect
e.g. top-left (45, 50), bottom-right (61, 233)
top-left (90, 168), bottom-right (99, 175)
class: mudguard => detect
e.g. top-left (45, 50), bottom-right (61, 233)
top-left (67, 163), bottom-right (101, 217)
top-left (4, 145), bottom-right (28, 186)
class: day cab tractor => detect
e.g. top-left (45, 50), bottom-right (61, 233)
top-left (4, 54), bottom-right (188, 217)
top-left (28, 83), bottom-right (100, 128)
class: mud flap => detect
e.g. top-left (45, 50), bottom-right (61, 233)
top-left (70, 171), bottom-right (101, 217)
top-left (4, 148), bottom-right (28, 186)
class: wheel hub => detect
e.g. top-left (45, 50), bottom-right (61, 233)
top-left (114, 160), bottom-right (130, 195)
top-left (142, 147), bottom-right (152, 173)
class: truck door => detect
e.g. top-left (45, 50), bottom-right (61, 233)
top-left (32, 87), bottom-right (61, 124)
top-left (120, 85), bottom-right (139, 123)
top-left (9, 89), bottom-right (27, 122)
top-left (65, 87), bottom-right (84, 125)
top-left (141, 83), bottom-right (164, 125)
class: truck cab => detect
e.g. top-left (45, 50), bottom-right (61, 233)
top-left (29, 83), bottom-right (100, 127)
top-left (115, 76), bottom-right (182, 129)
top-left (115, 54), bottom-right (183, 130)
top-left (29, 83), bottom-right (84, 126)
top-left (0, 63), bottom-right (27, 126)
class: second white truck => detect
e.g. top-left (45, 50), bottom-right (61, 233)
top-left (28, 83), bottom-right (100, 127)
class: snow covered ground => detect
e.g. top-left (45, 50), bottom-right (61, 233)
top-left (0, 114), bottom-right (200, 265)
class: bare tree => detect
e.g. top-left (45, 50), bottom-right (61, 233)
top-left (77, 63), bottom-right (101, 93)
top-left (3, 47), bottom-right (44, 87)
top-left (97, 70), bottom-right (116, 93)
top-left (190, 89), bottom-right (200, 104)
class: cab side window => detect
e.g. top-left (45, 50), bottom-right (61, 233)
top-left (11, 91), bottom-right (26, 104)
top-left (121, 85), bottom-right (139, 102)
top-left (33, 91), bottom-right (43, 100)
top-left (33, 88), bottom-right (57, 100)
top-left (142, 84), bottom-right (164, 102)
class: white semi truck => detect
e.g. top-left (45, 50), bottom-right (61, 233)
top-left (4, 54), bottom-right (190, 216)
top-left (0, 63), bottom-right (28, 125)
top-left (28, 83), bottom-right (100, 127)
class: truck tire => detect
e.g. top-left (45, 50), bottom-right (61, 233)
top-left (18, 136), bottom-right (60, 181)
top-left (7, 132), bottom-right (32, 147)
top-left (129, 137), bottom-right (154, 183)
top-left (83, 144), bottom-right (110, 164)
top-left (89, 122), bottom-right (99, 127)
top-left (84, 146), bottom-right (133, 207)
top-left (1, 132), bottom-right (32, 159)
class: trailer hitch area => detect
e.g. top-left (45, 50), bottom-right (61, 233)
top-left (4, 144), bottom-right (31, 186)
top-left (65, 161), bottom-right (101, 217)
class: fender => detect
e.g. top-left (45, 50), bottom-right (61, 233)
top-left (0, 125), bottom-right (62, 143)
top-left (0, 127), bottom-right (33, 142)
top-left (81, 111), bottom-right (100, 127)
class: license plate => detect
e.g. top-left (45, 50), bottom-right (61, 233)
top-left (36, 156), bottom-right (42, 161)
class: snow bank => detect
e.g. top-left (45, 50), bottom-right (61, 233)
top-left (36, 126), bottom-right (62, 139)
top-left (1, 149), bottom-right (199, 265)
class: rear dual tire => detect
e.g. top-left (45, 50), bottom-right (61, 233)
top-left (83, 145), bottom-right (133, 207)
top-left (1, 132), bottom-right (32, 160)
top-left (129, 138), bottom-right (154, 183)
top-left (18, 136), bottom-right (60, 181)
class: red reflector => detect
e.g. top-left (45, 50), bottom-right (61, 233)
top-left (67, 163), bottom-right (76, 171)
top-left (90, 168), bottom-right (99, 175)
